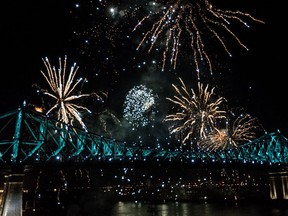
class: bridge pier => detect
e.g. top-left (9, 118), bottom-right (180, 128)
top-left (269, 170), bottom-right (288, 200)
top-left (0, 173), bottom-right (24, 216)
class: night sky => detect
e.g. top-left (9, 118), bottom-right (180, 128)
top-left (1, 0), bottom-right (286, 141)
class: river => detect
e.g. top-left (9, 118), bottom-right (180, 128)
top-left (64, 200), bottom-right (288, 216)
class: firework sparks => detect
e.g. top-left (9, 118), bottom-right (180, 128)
top-left (123, 84), bottom-right (158, 129)
top-left (164, 77), bottom-right (226, 145)
top-left (70, 1), bottom-right (140, 85)
top-left (133, 0), bottom-right (264, 76)
top-left (38, 56), bottom-right (105, 131)
top-left (199, 113), bottom-right (262, 151)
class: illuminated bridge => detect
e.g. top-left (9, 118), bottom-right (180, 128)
top-left (0, 105), bottom-right (288, 215)
top-left (0, 105), bottom-right (287, 167)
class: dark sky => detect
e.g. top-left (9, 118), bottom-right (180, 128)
top-left (1, 0), bottom-right (286, 138)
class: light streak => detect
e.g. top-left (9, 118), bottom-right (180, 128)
top-left (133, 0), bottom-right (264, 77)
top-left (199, 113), bottom-right (262, 150)
top-left (38, 56), bottom-right (105, 130)
top-left (164, 77), bottom-right (226, 145)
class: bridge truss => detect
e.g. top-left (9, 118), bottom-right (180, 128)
top-left (0, 106), bottom-right (287, 166)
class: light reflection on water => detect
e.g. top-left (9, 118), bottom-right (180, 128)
top-left (109, 201), bottom-right (288, 216)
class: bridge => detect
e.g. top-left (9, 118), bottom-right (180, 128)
top-left (0, 105), bottom-right (288, 215)
top-left (0, 105), bottom-right (287, 167)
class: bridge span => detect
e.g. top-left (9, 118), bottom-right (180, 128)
top-left (0, 106), bottom-right (288, 215)
top-left (0, 106), bottom-right (287, 166)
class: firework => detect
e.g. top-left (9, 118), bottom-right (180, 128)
top-left (123, 84), bottom-right (158, 129)
top-left (164, 77), bottom-right (226, 145)
top-left (199, 113), bottom-right (262, 151)
top-left (38, 56), bottom-right (105, 131)
top-left (133, 0), bottom-right (264, 76)
top-left (91, 109), bottom-right (122, 139)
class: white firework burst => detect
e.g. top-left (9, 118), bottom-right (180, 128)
top-left (123, 84), bottom-right (158, 128)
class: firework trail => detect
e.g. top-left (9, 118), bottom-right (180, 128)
top-left (133, 0), bottom-right (264, 77)
top-left (164, 77), bottom-right (226, 145)
top-left (38, 56), bottom-right (106, 131)
top-left (199, 112), bottom-right (262, 151)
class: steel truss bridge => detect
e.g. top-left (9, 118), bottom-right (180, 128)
top-left (0, 105), bottom-right (288, 167)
